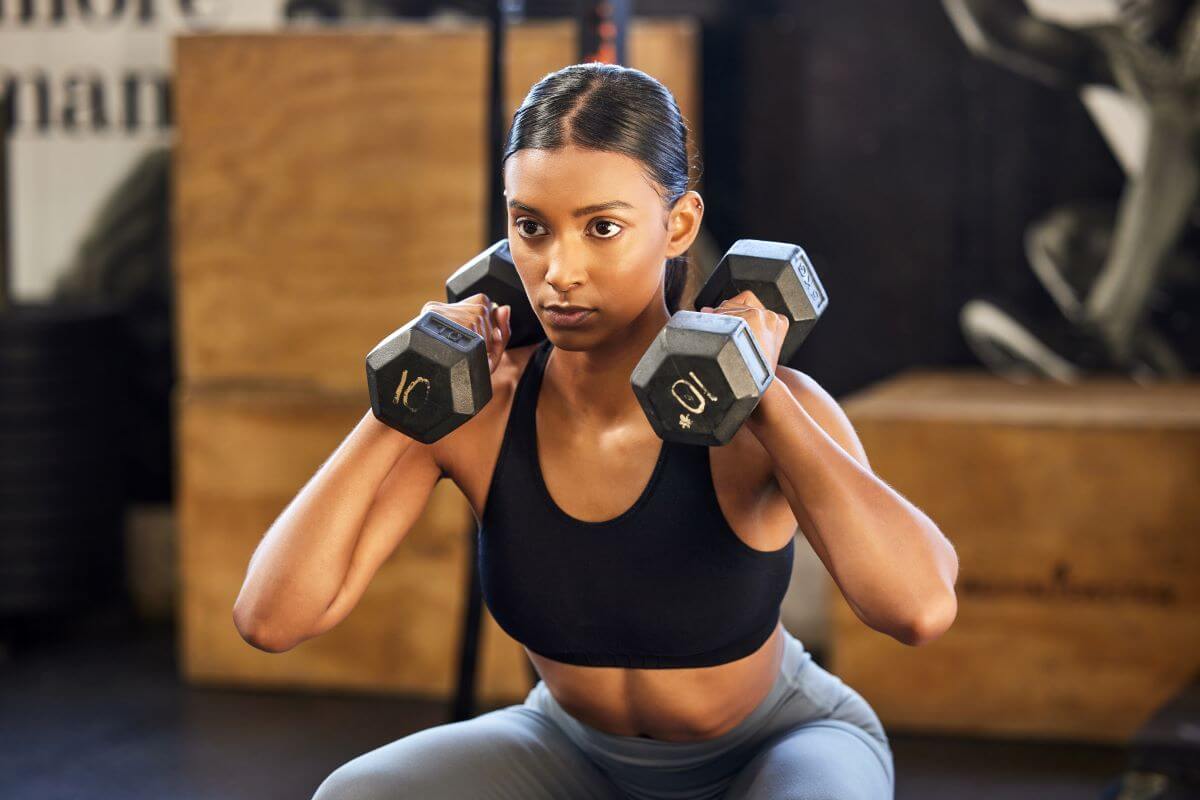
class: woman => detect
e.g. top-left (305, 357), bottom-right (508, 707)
top-left (236, 63), bottom-right (958, 800)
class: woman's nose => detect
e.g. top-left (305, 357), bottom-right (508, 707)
top-left (544, 243), bottom-right (587, 292)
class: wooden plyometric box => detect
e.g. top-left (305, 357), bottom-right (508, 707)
top-left (834, 370), bottom-right (1200, 743)
top-left (174, 20), bottom-right (700, 394)
top-left (175, 383), bottom-right (531, 704)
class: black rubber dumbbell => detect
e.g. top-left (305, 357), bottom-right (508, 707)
top-left (630, 239), bottom-right (828, 446)
top-left (445, 239), bottom-right (545, 348)
top-left (366, 240), bottom-right (541, 443)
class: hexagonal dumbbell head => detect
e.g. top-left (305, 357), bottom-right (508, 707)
top-left (445, 239), bottom-right (546, 348)
top-left (365, 311), bottom-right (492, 444)
top-left (631, 310), bottom-right (774, 447)
top-left (693, 239), bottom-right (828, 366)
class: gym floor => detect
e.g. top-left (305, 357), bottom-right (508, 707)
top-left (0, 607), bottom-right (1128, 800)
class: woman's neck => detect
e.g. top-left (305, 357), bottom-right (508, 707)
top-left (543, 297), bottom-right (673, 426)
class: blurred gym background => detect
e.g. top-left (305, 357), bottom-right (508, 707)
top-left (1, 1), bottom-right (1197, 798)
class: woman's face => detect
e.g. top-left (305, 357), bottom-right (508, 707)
top-left (503, 144), bottom-right (700, 348)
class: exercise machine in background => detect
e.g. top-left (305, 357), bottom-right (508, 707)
top-left (945, 0), bottom-right (1200, 383)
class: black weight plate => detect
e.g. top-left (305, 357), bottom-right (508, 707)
top-left (0, 425), bottom-right (123, 454)
top-left (0, 388), bottom-right (125, 419)
top-left (0, 446), bottom-right (122, 474)
top-left (0, 356), bottom-right (122, 385)
top-left (0, 542), bottom-right (122, 574)
top-left (0, 455), bottom-right (121, 484)
top-left (0, 540), bottom-right (123, 560)
top-left (0, 545), bottom-right (122, 569)
top-left (0, 506), bottom-right (123, 524)
top-left (0, 405), bottom-right (125, 432)
top-left (0, 506), bottom-right (123, 532)
top-left (0, 497), bottom-right (124, 519)
top-left (0, 556), bottom-right (122, 582)
top-left (0, 337), bottom-right (127, 363)
top-left (0, 347), bottom-right (126, 380)
top-left (0, 585), bottom-right (103, 614)
top-left (0, 458), bottom-right (123, 483)
top-left (0, 549), bottom-right (121, 575)
top-left (0, 301), bottom-right (126, 347)
top-left (0, 524), bottom-right (120, 552)
top-left (0, 526), bottom-right (121, 552)
top-left (0, 415), bottom-right (126, 440)
top-left (0, 479), bottom-right (124, 511)
top-left (0, 557), bottom-right (122, 581)
top-left (0, 573), bottom-right (122, 614)
top-left (0, 393), bottom-right (117, 412)
top-left (0, 454), bottom-right (126, 482)
top-left (0, 547), bottom-right (121, 577)
top-left (0, 359), bottom-right (123, 393)
top-left (0, 543), bottom-right (121, 569)
top-left (0, 372), bottom-right (125, 399)
top-left (0, 408), bottom-right (126, 438)
top-left (0, 400), bottom-right (124, 424)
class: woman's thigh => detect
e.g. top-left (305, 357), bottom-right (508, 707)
top-left (311, 705), bottom-right (624, 800)
top-left (723, 641), bottom-right (894, 800)
top-left (721, 720), bottom-right (894, 800)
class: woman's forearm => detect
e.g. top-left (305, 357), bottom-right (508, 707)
top-left (232, 409), bottom-right (415, 648)
top-left (746, 382), bottom-right (958, 645)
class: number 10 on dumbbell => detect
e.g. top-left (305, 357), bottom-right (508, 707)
top-left (366, 238), bottom-right (828, 446)
top-left (631, 240), bottom-right (829, 447)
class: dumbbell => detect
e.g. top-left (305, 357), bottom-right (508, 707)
top-left (366, 240), bottom-right (543, 443)
top-left (630, 239), bottom-right (828, 447)
top-left (445, 239), bottom-right (545, 348)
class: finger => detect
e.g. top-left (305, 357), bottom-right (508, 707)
top-left (734, 290), bottom-right (765, 309)
top-left (481, 305), bottom-right (497, 347)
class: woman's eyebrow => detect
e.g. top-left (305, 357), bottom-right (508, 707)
top-left (507, 199), bottom-right (634, 217)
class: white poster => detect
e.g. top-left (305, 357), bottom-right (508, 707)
top-left (2, 0), bottom-right (284, 300)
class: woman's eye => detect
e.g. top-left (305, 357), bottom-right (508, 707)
top-left (590, 219), bottom-right (623, 239)
top-left (515, 218), bottom-right (547, 237)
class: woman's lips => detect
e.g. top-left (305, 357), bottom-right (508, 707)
top-left (544, 308), bottom-right (595, 328)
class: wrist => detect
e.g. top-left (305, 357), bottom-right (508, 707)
top-left (747, 378), bottom-right (791, 434)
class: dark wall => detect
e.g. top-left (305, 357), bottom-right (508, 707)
top-left (697, 2), bottom-right (1125, 396)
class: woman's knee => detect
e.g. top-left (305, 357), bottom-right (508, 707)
top-left (725, 721), bottom-right (894, 800)
top-left (310, 706), bottom-right (616, 800)
top-left (310, 715), bottom-right (513, 800)
top-left (310, 733), bottom-right (443, 800)
top-left (311, 760), bottom-right (404, 800)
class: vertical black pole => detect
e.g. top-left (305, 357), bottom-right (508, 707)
top-left (452, 0), bottom-right (526, 724)
top-left (0, 96), bottom-right (8, 309)
top-left (486, 1), bottom-right (520, 245)
top-left (579, 0), bottom-right (631, 65)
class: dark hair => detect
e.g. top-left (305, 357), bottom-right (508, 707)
top-left (501, 62), bottom-right (699, 313)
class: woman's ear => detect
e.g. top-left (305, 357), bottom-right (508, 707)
top-left (665, 190), bottom-right (704, 258)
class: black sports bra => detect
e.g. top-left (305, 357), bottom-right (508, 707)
top-left (477, 339), bottom-right (795, 668)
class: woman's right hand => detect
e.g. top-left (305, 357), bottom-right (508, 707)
top-left (421, 294), bottom-right (512, 373)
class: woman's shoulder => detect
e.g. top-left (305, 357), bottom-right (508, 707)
top-left (427, 340), bottom-right (543, 481)
top-left (492, 340), bottom-right (544, 397)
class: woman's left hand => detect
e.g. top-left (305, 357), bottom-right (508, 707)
top-left (698, 290), bottom-right (789, 376)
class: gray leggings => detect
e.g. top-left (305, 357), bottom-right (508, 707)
top-left (312, 627), bottom-right (894, 799)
